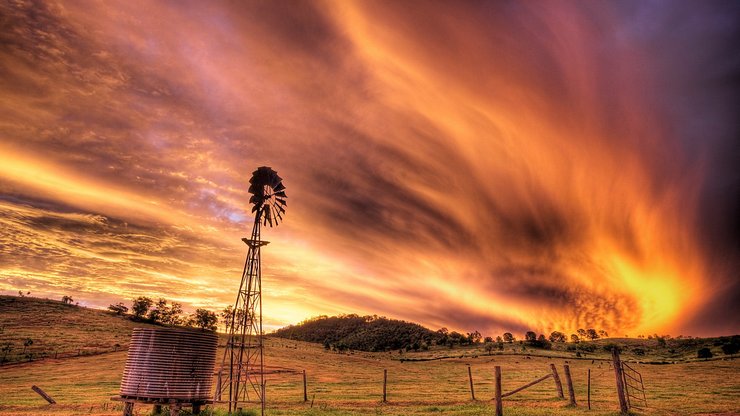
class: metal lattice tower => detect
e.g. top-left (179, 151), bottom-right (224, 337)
top-left (219, 166), bottom-right (286, 415)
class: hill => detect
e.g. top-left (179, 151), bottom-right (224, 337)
top-left (0, 295), bottom-right (158, 364)
top-left (272, 314), bottom-right (440, 352)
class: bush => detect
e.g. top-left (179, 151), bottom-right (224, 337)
top-left (633, 348), bottom-right (646, 356)
top-left (721, 342), bottom-right (739, 355)
top-left (577, 343), bottom-right (597, 353)
top-left (697, 347), bottom-right (713, 359)
top-left (603, 343), bottom-right (621, 352)
top-left (108, 303), bottom-right (128, 315)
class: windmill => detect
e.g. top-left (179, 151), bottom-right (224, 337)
top-left (220, 166), bottom-right (286, 415)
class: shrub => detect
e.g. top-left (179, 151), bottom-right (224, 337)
top-left (108, 303), bottom-right (128, 315)
top-left (603, 343), bottom-right (620, 352)
top-left (721, 342), bottom-right (739, 355)
top-left (697, 347), bottom-right (713, 359)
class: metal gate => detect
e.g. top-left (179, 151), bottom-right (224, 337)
top-left (621, 362), bottom-right (647, 409)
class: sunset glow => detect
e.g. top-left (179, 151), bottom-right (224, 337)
top-left (1, 1), bottom-right (738, 337)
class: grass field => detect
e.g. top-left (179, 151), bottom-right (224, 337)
top-left (1, 296), bottom-right (738, 416)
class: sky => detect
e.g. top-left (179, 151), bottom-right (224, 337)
top-left (0, 0), bottom-right (738, 337)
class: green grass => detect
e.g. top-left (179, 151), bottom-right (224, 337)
top-left (0, 295), bottom-right (161, 364)
top-left (0, 296), bottom-right (738, 415)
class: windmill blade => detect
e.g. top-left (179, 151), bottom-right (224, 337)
top-left (273, 183), bottom-right (286, 192)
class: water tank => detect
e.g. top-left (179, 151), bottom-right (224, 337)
top-left (120, 327), bottom-right (218, 401)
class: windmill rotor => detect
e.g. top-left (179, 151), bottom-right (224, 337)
top-left (248, 166), bottom-right (287, 227)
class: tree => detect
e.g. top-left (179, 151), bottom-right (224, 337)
top-left (436, 328), bottom-right (449, 346)
top-left (484, 336), bottom-right (493, 343)
top-left (570, 334), bottom-right (580, 343)
top-left (108, 303), bottom-right (128, 315)
top-left (467, 330), bottom-right (482, 344)
top-left (586, 329), bottom-right (599, 340)
top-left (598, 329), bottom-right (608, 338)
top-left (525, 331), bottom-right (537, 343)
top-left (188, 309), bottom-right (218, 331)
top-left (148, 298), bottom-right (183, 325)
top-left (721, 341), bottom-right (740, 355)
top-left (22, 338), bottom-right (33, 354)
top-left (484, 341), bottom-right (495, 355)
top-left (132, 296), bottom-right (153, 319)
top-left (1, 343), bottom-right (13, 364)
top-left (61, 295), bottom-right (74, 305)
top-left (495, 336), bottom-right (503, 343)
top-left (503, 332), bottom-right (514, 343)
top-left (535, 334), bottom-right (552, 349)
top-left (549, 331), bottom-right (566, 343)
top-left (221, 306), bottom-right (234, 329)
top-left (697, 347), bottom-right (713, 359)
top-left (577, 328), bottom-right (587, 338)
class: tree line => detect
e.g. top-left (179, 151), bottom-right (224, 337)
top-left (271, 314), bottom-right (614, 353)
top-left (107, 297), bottom-right (218, 331)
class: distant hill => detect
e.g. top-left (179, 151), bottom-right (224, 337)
top-left (0, 295), bottom-right (159, 364)
top-left (272, 314), bottom-right (440, 352)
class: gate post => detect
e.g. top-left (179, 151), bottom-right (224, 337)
top-left (612, 349), bottom-right (629, 414)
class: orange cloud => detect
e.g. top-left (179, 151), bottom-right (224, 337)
top-left (0, 0), bottom-right (737, 337)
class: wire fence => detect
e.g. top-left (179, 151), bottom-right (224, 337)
top-left (0, 344), bottom-right (127, 366)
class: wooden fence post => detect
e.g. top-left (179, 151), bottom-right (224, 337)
top-left (303, 369), bottom-right (308, 402)
top-left (31, 385), bottom-right (56, 404)
top-left (383, 369), bottom-right (387, 402)
top-left (468, 365), bottom-right (475, 400)
top-left (214, 371), bottom-right (222, 402)
top-left (612, 349), bottom-right (629, 414)
top-left (564, 364), bottom-right (576, 406)
top-left (550, 363), bottom-right (565, 399)
top-left (587, 368), bottom-right (591, 410)
top-left (494, 366), bottom-right (503, 416)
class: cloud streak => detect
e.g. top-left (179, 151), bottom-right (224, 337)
top-left (0, 0), bottom-right (738, 336)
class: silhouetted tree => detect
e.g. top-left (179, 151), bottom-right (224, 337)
top-left (131, 296), bottom-right (153, 319)
top-left (586, 329), bottom-right (599, 340)
top-left (108, 303), bottom-right (128, 315)
top-left (697, 347), bottom-right (713, 359)
top-left (577, 328), bottom-right (587, 338)
top-left (188, 309), bottom-right (218, 331)
top-left (570, 334), bottom-right (580, 343)
top-left (503, 332), bottom-right (514, 343)
top-left (721, 337), bottom-right (740, 355)
top-left (535, 334), bottom-right (552, 349)
top-left (148, 298), bottom-right (183, 325)
top-left (484, 336), bottom-right (493, 343)
top-left (549, 331), bottom-right (566, 343)
top-left (525, 331), bottom-right (537, 343)
top-left (598, 329), bottom-right (608, 338)
top-left (484, 341), bottom-right (495, 355)
top-left (22, 338), bottom-right (33, 354)
top-left (467, 330), bottom-right (482, 344)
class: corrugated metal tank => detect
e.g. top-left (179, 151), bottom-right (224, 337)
top-left (120, 327), bottom-right (218, 401)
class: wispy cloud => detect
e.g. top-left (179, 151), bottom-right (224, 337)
top-left (0, 0), bottom-right (737, 336)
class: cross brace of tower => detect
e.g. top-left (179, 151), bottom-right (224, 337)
top-left (219, 215), bottom-right (267, 415)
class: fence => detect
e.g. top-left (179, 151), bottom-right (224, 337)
top-left (0, 344), bottom-right (126, 366)
top-left (622, 361), bottom-right (647, 409)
